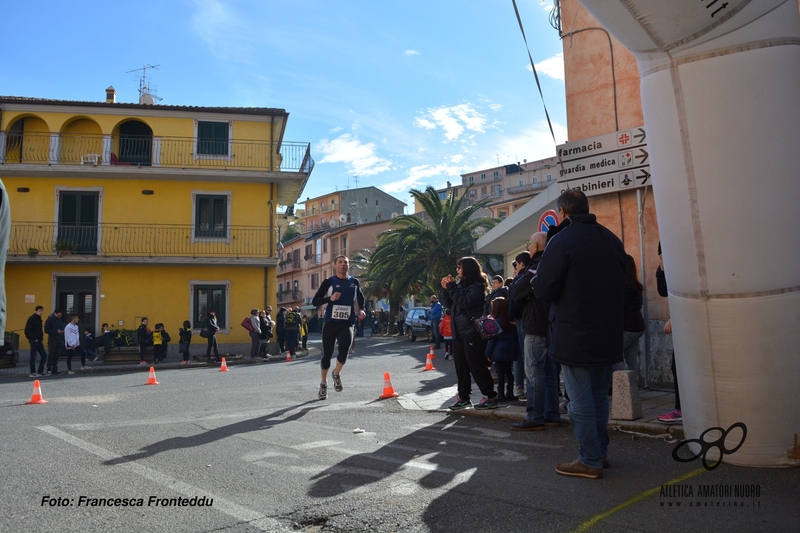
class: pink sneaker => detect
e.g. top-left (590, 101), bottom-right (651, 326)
top-left (657, 408), bottom-right (682, 423)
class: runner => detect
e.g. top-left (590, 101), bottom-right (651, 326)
top-left (311, 255), bottom-right (366, 400)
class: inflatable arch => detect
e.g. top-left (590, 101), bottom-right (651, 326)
top-left (576, 0), bottom-right (800, 466)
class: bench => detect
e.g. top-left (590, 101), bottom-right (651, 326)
top-left (103, 345), bottom-right (155, 365)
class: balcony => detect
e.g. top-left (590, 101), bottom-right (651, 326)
top-left (278, 259), bottom-right (302, 273)
top-left (0, 132), bottom-right (314, 174)
top-left (320, 203), bottom-right (337, 213)
top-left (9, 222), bottom-right (277, 264)
top-left (277, 289), bottom-right (302, 304)
top-left (506, 181), bottom-right (549, 194)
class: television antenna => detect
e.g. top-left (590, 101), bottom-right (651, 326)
top-left (126, 64), bottom-right (163, 104)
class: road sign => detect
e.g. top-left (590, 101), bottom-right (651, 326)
top-left (539, 210), bottom-right (559, 233)
top-left (557, 127), bottom-right (646, 163)
top-left (556, 127), bottom-right (649, 198)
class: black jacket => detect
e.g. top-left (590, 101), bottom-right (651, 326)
top-left (440, 278), bottom-right (487, 340)
top-left (511, 251), bottom-right (549, 337)
top-left (623, 279), bottom-right (646, 333)
top-left (25, 313), bottom-right (44, 342)
top-left (44, 313), bottom-right (64, 342)
top-left (531, 213), bottom-right (626, 367)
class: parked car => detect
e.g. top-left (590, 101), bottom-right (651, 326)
top-left (405, 307), bottom-right (433, 342)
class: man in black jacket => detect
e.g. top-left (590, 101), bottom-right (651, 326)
top-left (532, 190), bottom-right (626, 480)
top-left (25, 305), bottom-right (48, 377)
top-left (44, 309), bottom-right (64, 375)
top-left (511, 232), bottom-right (560, 431)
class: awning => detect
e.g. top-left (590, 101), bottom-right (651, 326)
top-left (474, 181), bottom-right (561, 255)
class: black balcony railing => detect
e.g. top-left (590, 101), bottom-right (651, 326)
top-left (1, 132), bottom-right (314, 173)
top-left (10, 222), bottom-right (275, 258)
top-left (277, 290), bottom-right (302, 303)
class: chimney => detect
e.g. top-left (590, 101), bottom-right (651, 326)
top-left (105, 86), bottom-right (117, 104)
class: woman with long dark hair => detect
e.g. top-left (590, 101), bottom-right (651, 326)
top-left (440, 256), bottom-right (499, 410)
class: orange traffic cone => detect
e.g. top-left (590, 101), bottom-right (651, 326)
top-left (285, 351), bottom-right (293, 362)
top-left (145, 366), bottom-right (159, 385)
top-left (429, 345), bottom-right (437, 359)
top-left (379, 371), bottom-right (399, 399)
top-left (25, 379), bottom-right (49, 405)
top-left (423, 352), bottom-right (436, 371)
top-left (219, 357), bottom-right (229, 372)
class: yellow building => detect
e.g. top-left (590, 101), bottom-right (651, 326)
top-left (0, 89), bottom-right (313, 352)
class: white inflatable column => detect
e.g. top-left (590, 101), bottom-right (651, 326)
top-left (578, 0), bottom-right (800, 467)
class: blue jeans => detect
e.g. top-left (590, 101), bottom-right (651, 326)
top-left (29, 340), bottom-right (48, 374)
top-left (431, 319), bottom-right (441, 346)
top-left (562, 364), bottom-right (614, 469)
top-left (524, 334), bottom-right (560, 424)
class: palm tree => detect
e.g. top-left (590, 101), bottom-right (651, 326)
top-left (369, 185), bottom-right (497, 301)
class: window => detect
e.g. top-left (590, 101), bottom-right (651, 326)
top-left (492, 184), bottom-right (501, 195)
top-left (519, 179), bottom-right (524, 187)
top-left (469, 176), bottom-right (474, 184)
top-left (305, 244), bottom-right (312, 261)
top-left (481, 187), bottom-right (487, 195)
top-left (469, 189), bottom-right (476, 198)
top-left (439, 191), bottom-right (447, 200)
top-left (196, 121), bottom-right (229, 156)
top-left (332, 237), bottom-right (339, 257)
top-left (375, 200), bottom-right (378, 205)
top-left (194, 193), bottom-right (228, 239)
top-left (546, 173), bottom-right (552, 182)
top-left (323, 238), bottom-right (328, 253)
top-left (341, 235), bottom-right (348, 257)
top-left (499, 211), bottom-right (507, 218)
top-left (311, 273), bottom-right (319, 289)
top-left (192, 282), bottom-right (227, 330)
top-left (311, 204), bottom-right (317, 215)
top-left (481, 173), bottom-right (486, 180)
top-left (493, 171), bottom-right (499, 180)
top-left (315, 238), bottom-right (322, 264)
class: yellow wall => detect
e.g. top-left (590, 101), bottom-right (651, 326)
top-left (6, 263), bottom-right (271, 344)
top-left (4, 176), bottom-right (271, 225)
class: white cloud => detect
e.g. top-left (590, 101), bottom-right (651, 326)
top-left (450, 154), bottom-right (464, 164)
top-left (527, 52), bottom-right (564, 81)
top-left (478, 121), bottom-right (568, 169)
top-left (379, 164), bottom-right (462, 194)
top-left (317, 133), bottom-right (392, 176)
top-left (415, 103), bottom-right (487, 141)
top-left (405, 49), bottom-right (420, 56)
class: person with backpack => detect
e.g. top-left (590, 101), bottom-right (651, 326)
top-left (284, 306), bottom-right (301, 357)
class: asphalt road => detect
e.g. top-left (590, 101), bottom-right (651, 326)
top-left (1, 335), bottom-right (797, 532)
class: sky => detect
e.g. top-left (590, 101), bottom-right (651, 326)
top-left (1, 0), bottom-right (567, 212)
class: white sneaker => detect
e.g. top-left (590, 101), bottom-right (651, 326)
top-left (513, 385), bottom-right (525, 399)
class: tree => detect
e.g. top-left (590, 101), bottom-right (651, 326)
top-left (369, 185), bottom-right (498, 302)
top-left (281, 224), bottom-right (300, 243)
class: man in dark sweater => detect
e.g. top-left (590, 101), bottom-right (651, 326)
top-left (44, 309), bottom-right (65, 375)
top-left (511, 232), bottom-right (560, 432)
top-left (25, 305), bottom-right (48, 377)
top-left (532, 190), bottom-right (626, 480)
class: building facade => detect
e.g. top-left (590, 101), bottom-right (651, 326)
top-left (0, 91), bottom-right (312, 350)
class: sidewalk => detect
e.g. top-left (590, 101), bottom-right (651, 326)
top-left (0, 346), bottom-right (321, 378)
top-left (398, 384), bottom-right (683, 439)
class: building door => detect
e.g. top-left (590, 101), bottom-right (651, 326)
top-left (56, 276), bottom-right (97, 335)
top-left (58, 191), bottom-right (99, 255)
